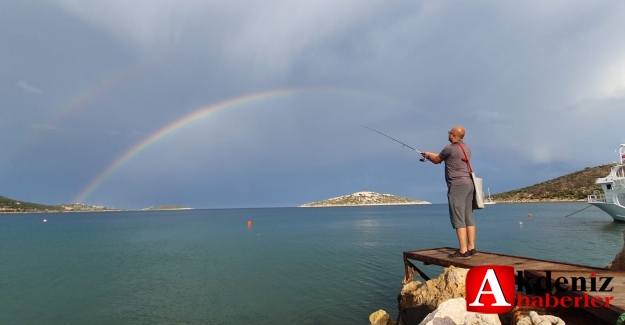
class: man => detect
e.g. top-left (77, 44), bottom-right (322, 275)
top-left (421, 126), bottom-right (476, 259)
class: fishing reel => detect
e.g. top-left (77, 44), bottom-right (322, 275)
top-left (419, 157), bottom-right (426, 162)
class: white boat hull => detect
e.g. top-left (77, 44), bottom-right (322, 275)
top-left (589, 202), bottom-right (625, 222)
top-left (587, 144), bottom-right (625, 222)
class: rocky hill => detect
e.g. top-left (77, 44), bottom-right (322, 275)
top-left (0, 196), bottom-right (111, 213)
top-left (0, 195), bottom-right (61, 212)
top-left (300, 191), bottom-right (430, 207)
top-left (490, 163), bottom-right (614, 202)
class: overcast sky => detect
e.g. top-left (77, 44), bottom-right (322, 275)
top-left (2, 1), bottom-right (625, 209)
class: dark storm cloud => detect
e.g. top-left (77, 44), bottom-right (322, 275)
top-left (1, 0), bottom-right (625, 208)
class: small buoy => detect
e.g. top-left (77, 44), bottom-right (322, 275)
top-left (528, 213), bottom-right (533, 218)
top-left (43, 219), bottom-right (47, 222)
top-left (519, 221), bottom-right (523, 225)
top-left (247, 220), bottom-right (252, 227)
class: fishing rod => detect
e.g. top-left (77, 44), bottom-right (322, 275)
top-left (361, 126), bottom-right (426, 162)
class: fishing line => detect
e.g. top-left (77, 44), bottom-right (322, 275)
top-left (564, 204), bottom-right (592, 217)
top-left (361, 126), bottom-right (426, 162)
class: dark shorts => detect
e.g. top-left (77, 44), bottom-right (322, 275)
top-left (447, 183), bottom-right (475, 229)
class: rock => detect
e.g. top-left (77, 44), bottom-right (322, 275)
top-left (369, 309), bottom-right (395, 325)
top-left (401, 266), bottom-right (468, 310)
top-left (606, 230), bottom-right (625, 270)
top-left (398, 266), bottom-right (469, 324)
top-left (509, 305), bottom-right (601, 325)
top-left (516, 311), bottom-right (564, 325)
top-left (417, 298), bottom-right (501, 325)
top-left (464, 313), bottom-right (501, 325)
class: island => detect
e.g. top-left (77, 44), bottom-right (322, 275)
top-left (300, 191), bottom-right (430, 207)
top-left (141, 205), bottom-right (192, 211)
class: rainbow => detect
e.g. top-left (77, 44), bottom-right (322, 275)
top-left (73, 87), bottom-right (409, 204)
top-left (73, 88), bottom-right (313, 203)
top-left (49, 57), bottom-right (161, 124)
top-left (14, 57), bottom-right (162, 159)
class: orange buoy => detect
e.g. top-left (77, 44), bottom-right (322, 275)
top-left (247, 220), bottom-right (252, 227)
top-left (528, 213), bottom-right (533, 218)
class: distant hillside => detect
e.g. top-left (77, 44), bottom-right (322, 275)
top-left (0, 196), bottom-right (111, 213)
top-left (0, 195), bottom-right (62, 212)
top-left (491, 164), bottom-right (614, 202)
top-left (300, 191), bottom-right (430, 207)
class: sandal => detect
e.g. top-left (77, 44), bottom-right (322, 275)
top-left (448, 250), bottom-right (471, 259)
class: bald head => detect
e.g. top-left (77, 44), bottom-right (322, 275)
top-left (449, 126), bottom-right (466, 138)
top-left (447, 126), bottom-right (466, 143)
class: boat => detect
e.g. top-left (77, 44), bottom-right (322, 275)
top-left (588, 144), bottom-right (625, 222)
top-left (483, 188), bottom-right (496, 205)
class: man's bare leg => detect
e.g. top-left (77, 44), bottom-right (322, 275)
top-left (456, 228), bottom-right (468, 253)
top-left (467, 226), bottom-right (476, 251)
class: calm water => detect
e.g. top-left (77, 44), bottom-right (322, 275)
top-left (1, 203), bottom-right (623, 325)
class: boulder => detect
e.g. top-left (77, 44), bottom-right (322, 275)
top-left (515, 311), bottom-right (564, 325)
top-left (369, 309), bottom-right (395, 325)
top-left (418, 298), bottom-right (501, 325)
top-left (398, 266), bottom-right (470, 324)
top-left (401, 266), bottom-right (468, 309)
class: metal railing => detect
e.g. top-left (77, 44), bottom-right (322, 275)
top-left (588, 194), bottom-right (606, 203)
top-left (614, 179), bottom-right (625, 190)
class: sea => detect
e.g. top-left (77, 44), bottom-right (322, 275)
top-left (1, 203), bottom-right (622, 325)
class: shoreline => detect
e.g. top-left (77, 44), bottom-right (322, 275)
top-left (301, 200), bottom-right (590, 207)
top-left (490, 199), bottom-right (588, 203)
top-left (1, 201), bottom-right (590, 214)
top-left (0, 208), bottom-right (194, 214)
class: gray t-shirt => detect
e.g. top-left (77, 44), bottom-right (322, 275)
top-left (439, 140), bottom-right (472, 187)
